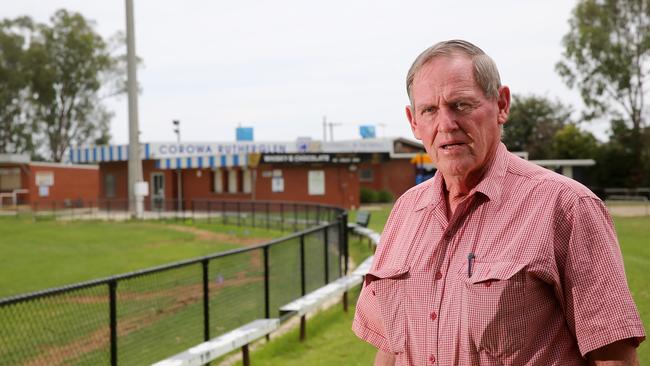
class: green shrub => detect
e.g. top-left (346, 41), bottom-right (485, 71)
top-left (377, 190), bottom-right (393, 203)
top-left (360, 187), bottom-right (378, 203)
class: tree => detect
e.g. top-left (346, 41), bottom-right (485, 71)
top-left (26, 10), bottom-right (118, 161)
top-left (0, 17), bottom-right (36, 155)
top-left (552, 124), bottom-right (599, 159)
top-left (502, 94), bottom-right (573, 159)
top-left (556, 0), bottom-right (649, 186)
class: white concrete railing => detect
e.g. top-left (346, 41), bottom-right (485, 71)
top-left (151, 222), bottom-right (380, 366)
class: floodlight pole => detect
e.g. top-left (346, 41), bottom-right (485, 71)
top-left (173, 120), bottom-right (182, 213)
top-left (126, 0), bottom-right (143, 217)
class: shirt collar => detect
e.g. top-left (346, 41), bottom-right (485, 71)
top-left (413, 142), bottom-right (510, 211)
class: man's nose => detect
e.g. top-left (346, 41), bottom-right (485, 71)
top-left (437, 108), bottom-right (459, 132)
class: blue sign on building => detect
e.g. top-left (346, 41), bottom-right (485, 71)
top-left (359, 125), bottom-right (376, 139)
top-left (236, 127), bottom-right (254, 141)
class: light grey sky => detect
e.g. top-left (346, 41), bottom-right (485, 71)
top-left (5, 0), bottom-right (610, 144)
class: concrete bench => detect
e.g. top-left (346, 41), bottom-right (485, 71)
top-left (152, 318), bottom-right (279, 366)
top-left (279, 274), bottom-right (364, 341)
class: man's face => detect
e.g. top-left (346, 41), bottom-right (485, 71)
top-left (406, 55), bottom-right (510, 180)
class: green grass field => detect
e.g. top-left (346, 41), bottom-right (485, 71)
top-left (230, 205), bottom-right (650, 365)
top-left (0, 217), bottom-right (284, 298)
top-left (0, 215), bottom-right (338, 365)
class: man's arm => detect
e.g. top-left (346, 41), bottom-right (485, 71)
top-left (587, 339), bottom-right (639, 365)
top-left (374, 349), bottom-right (395, 366)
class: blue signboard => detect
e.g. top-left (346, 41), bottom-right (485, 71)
top-left (359, 125), bottom-right (376, 139)
top-left (236, 127), bottom-right (254, 141)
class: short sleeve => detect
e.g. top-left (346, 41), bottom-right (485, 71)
top-left (352, 281), bottom-right (393, 353)
top-left (561, 197), bottom-right (645, 356)
top-left (352, 196), bottom-right (407, 353)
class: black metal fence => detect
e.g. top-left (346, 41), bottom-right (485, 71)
top-left (26, 199), bottom-right (340, 231)
top-left (0, 201), bottom-right (348, 366)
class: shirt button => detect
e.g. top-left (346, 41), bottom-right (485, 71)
top-left (484, 281), bottom-right (492, 287)
top-left (434, 271), bottom-right (442, 280)
top-left (371, 290), bottom-right (376, 296)
top-left (428, 354), bottom-right (436, 364)
top-left (430, 311), bottom-right (437, 320)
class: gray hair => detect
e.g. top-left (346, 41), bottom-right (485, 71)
top-left (406, 40), bottom-right (502, 104)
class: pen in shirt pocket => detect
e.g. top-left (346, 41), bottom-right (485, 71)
top-left (467, 253), bottom-right (475, 278)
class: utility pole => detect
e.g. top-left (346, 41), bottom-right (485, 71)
top-left (322, 115), bottom-right (327, 142)
top-left (173, 120), bottom-right (182, 213)
top-left (126, 0), bottom-right (143, 217)
top-left (328, 122), bottom-right (341, 141)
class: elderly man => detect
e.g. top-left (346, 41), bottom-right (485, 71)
top-left (353, 40), bottom-right (645, 365)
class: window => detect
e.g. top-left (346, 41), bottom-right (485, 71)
top-left (359, 168), bottom-right (374, 182)
top-left (228, 169), bottom-right (238, 193)
top-left (271, 170), bottom-right (284, 193)
top-left (105, 174), bottom-right (116, 198)
top-left (213, 169), bottom-right (224, 193)
top-left (308, 170), bottom-right (325, 195)
top-left (242, 169), bottom-right (252, 193)
top-left (0, 168), bottom-right (21, 190)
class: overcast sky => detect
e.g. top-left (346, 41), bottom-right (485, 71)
top-left (5, 0), bottom-right (610, 144)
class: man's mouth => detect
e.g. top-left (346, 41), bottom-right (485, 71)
top-left (440, 142), bottom-right (465, 150)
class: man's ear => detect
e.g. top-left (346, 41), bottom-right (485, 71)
top-left (406, 105), bottom-right (421, 140)
top-left (496, 86), bottom-right (510, 125)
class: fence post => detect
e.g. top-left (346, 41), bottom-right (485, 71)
top-left (323, 226), bottom-right (329, 284)
top-left (252, 202), bottom-right (256, 227)
top-left (263, 246), bottom-right (270, 341)
top-left (265, 202), bottom-right (270, 230)
top-left (222, 201), bottom-right (226, 225)
top-left (237, 201), bottom-right (241, 226)
top-left (340, 212), bottom-right (350, 312)
top-left (208, 201), bottom-right (212, 224)
top-left (202, 259), bottom-right (210, 342)
top-left (109, 280), bottom-right (118, 366)
top-left (299, 234), bottom-right (306, 341)
top-left (293, 203), bottom-right (298, 231)
top-left (280, 203), bottom-right (284, 232)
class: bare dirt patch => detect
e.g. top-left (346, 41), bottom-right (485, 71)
top-left (24, 275), bottom-right (263, 366)
top-left (157, 224), bottom-right (273, 246)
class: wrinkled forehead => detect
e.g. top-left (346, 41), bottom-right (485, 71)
top-left (411, 55), bottom-right (478, 95)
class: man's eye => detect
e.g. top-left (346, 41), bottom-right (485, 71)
top-left (455, 102), bottom-right (470, 111)
top-left (421, 107), bottom-right (437, 115)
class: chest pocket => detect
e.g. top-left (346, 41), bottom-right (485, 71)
top-left (461, 261), bottom-right (527, 356)
top-left (365, 266), bottom-right (410, 354)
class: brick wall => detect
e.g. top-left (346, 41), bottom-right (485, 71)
top-left (26, 163), bottom-right (99, 205)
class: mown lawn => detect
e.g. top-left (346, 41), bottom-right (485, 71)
top-left (231, 205), bottom-right (649, 365)
top-left (0, 217), bottom-right (284, 298)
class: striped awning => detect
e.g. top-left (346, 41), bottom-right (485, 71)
top-left (155, 154), bottom-right (248, 169)
top-left (68, 144), bottom-right (135, 163)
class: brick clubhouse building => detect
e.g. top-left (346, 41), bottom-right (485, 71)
top-left (65, 138), bottom-right (425, 210)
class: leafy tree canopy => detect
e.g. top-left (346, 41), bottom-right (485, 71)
top-left (503, 94), bottom-right (573, 159)
top-left (0, 10), bottom-right (128, 161)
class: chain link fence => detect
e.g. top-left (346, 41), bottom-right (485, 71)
top-left (0, 201), bottom-right (347, 366)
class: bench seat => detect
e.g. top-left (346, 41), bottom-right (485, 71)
top-left (152, 318), bottom-right (279, 366)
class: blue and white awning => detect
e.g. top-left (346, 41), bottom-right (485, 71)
top-left (155, 154), bottom-right (248, 169)
top-left (67, 144), bottom-right (136, 163)
top-left (66, 144), bottom-right (247, 169)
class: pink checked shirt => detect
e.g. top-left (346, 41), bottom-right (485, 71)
top-left (353, 143), bottom-right (645, 365)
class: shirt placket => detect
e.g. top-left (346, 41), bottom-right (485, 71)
top-left (430, 198), bottom-right (477, 365)
top-left (425, 203), bottom-right (458, 366)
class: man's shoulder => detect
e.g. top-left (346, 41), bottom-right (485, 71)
top-left (393, 175), bottom-right (438, 210)
top-left (505, 152), bottom-right (599, 202)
